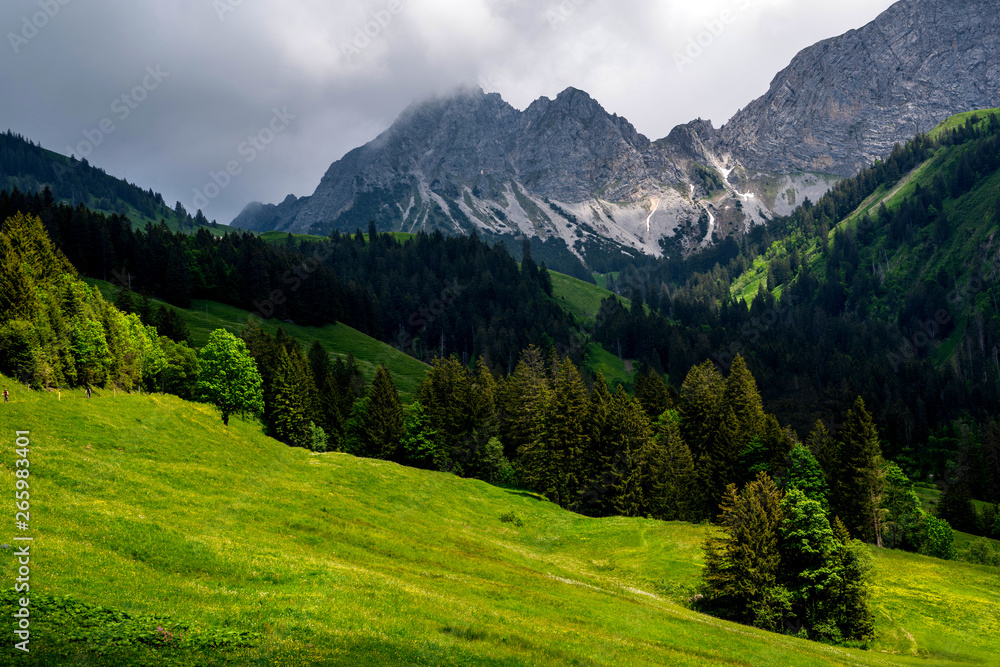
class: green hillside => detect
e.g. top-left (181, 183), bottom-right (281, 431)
top-left (731, 108), bottom-right (1000, 337)
top-left (84, 278), bottom-right (429, 402)
top-left (2, 381), bottom-right (998, 665)
top-left (549, 271), bottom-right (630, 323)
top-left (1, 131), bottom-right (224, 234)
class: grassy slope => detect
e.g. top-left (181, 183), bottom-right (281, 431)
top-left (549, 271), bottom-right (634, 386)
top-left (2, 381), bottom-right (999, 665)
top-left (84, 278), bottom-right (429, 402)
top-left (549, 271), bottom-right (629, 324)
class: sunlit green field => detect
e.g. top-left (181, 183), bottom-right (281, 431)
top-left (84, 278), bottom-right (429, 402)
top-left (1, 379), bottom-right (998, 665)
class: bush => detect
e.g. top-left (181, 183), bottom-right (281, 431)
top-left (499, 511), bottom-right (524, 527)
top-left (961, 538), bottom-right (1000, 567)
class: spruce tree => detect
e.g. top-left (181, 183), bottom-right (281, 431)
top-left (831, 397), bottom-right (884, 542)
top-left (937, 477), bottom-right (979, 533)
top-left (577, 372), bottom-right (615, 515)
top-left (608, 385), bottom-right (651, 518)
top-left (522, 356), bottom-right (589, 506)
top-left (724, 355), bottom-right (765, 441)
top-left (499, 346), bottom-right (550, 461)
top-left (806, 420), bottom-right (836, 486)
top-left (648, 411), bottom-right (698, 521)
top-left (701, 473), bottom-right (785, 628)
top-left (678, 361), bottom-right (724, 460)
top-left (634, 367), bottom-right (671, 420)
top-left (270, 347), bottom-right (314, 449)
top-left (346, 365), bottom-right (403, 460)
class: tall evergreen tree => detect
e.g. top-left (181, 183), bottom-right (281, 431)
top-left (831, 397), bottom-right (884, 542)
top-left (806, 420), bottom-right (836, 486)
top-left (577, 372), bottom-right (615, 515)
top-left (701, 473), bottom-right (785, 629)
top-left (937, 476), bottom-right (979, 533)
top-left (648, 411), bottom-right (699, 521)
top-left (607, 385), bottom-right (651, 518)
top-left (348, 365), bottom-right (403, 460)
top-left (521, 355), bottom-right (589, 506)
top-left (500, 346), bottom-right (551, 462)
top-left (678, 361), bottom-right (725, 460)
top-left (270, 347), bottom-right (314, 449)
top-left (634, 367), bottom-right (671, 420)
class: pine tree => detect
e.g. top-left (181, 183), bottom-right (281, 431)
top-left (307, 340), bottom-right (341, 446)
top-left (723, 355), bottom-right (765, 448)
top-left (270, 347), bottom-right (314, 449)
top-left (522, 356), bottom-right (589, 506)
top-left (700, 473), bottom-right (785, 628)
top-left (634, 367), bottom-right (671, 420)
top-left (607, 385), bottom-right (651, 518)
top-left (501, 346), bottom-right (551, 464)
top-left (577, 372), bottom-right (615, 515)
top-left (648, 411), bottom-right (698, 521)
top-left (831, 397), bottom-right (884, 542)
top-left (806, 420), bottom-right (836, 485)
top-left (362, 365), bottom-right (403, 460)
top-left (937, 476), bottom-right (979, 533)
top-left (678, 361), bottom-right (724, 460)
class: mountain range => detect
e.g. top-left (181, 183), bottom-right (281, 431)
top-left (233, 0), bottom-right (1000, 268)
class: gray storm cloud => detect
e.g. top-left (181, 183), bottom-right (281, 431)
top-left (0, 0), bottom-right (895, 224)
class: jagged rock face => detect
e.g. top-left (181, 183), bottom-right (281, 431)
top-left (719, 0), bottom-right (1000, 176)
top-left (233, 0), bottom-right (1000, 264)
top-left (231, 86), bottom-right (722, 261)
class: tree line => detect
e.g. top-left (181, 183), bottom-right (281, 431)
top-left (595, 112), bottom-right (1000, 504)
top-left (0, 188), bottom-right (579, 372)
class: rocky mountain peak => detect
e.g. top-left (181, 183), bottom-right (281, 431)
top-left (719, 0), bottom-right (1000, 175)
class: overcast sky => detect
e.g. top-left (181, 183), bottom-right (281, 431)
top-left (0, 0), bottom-right (897, 224)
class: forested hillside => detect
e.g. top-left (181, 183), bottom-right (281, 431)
top-left (0, 189), bottom-right (578, 369)
top-left (597, 110), bottom-right (1000, 508)
top-left (0, 130), bottom-right (220, 232)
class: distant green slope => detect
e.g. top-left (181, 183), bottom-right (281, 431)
top-left (84, 278), bottom-right (429, 401)
top-left (550, 270), bottom-right (630, 323)
top-left (1, 130), bottom-right (224, 234)
top-left (3, 381), bottom-right (998, 665)
top-left (730, 109), bottom-right (1000, 372)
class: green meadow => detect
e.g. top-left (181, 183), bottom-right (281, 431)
top-left (1, 379), bottom-right (998, 665)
